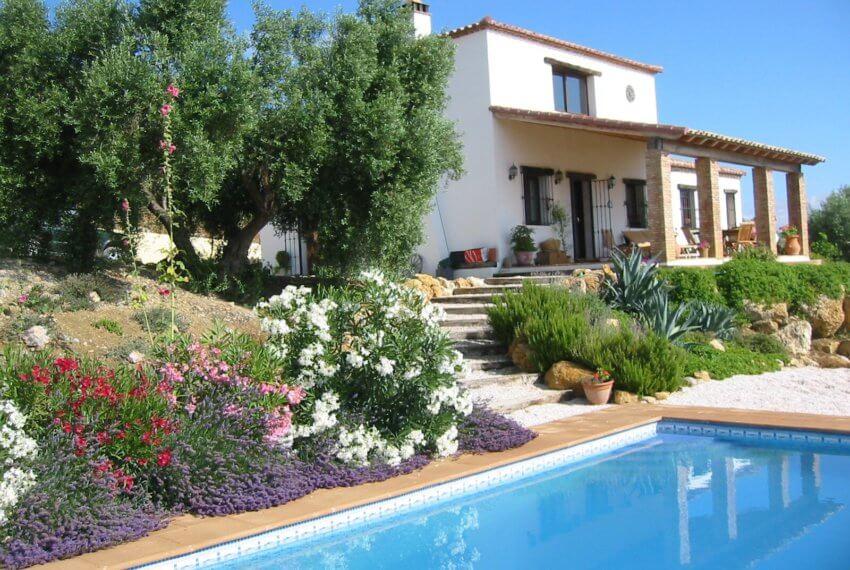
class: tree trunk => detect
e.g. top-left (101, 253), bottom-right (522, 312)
top-left (217, 169), bottom-right (276, 277)
top-left (144, 199), bottom-right (204, 277)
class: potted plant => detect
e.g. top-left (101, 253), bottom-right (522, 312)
top-left (781, 225), bottom-right (801, 255)
top-left (583, 368), bottom-right (614, 405)
top-left (699, 240), bottom-right (710, 258)
top-left (510, 225), bottom-right (537, 266)
top-left (550, 203), bottom-right (569, 252)
top-left (276, 250), bottom-right (292, 275)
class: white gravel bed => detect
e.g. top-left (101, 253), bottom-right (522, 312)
top-left (662, 367), bottom-right (850, 416)
top-left (508, 400), bottom-right (611, 427)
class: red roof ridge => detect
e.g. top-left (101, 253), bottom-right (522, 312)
top-left (446, 17), bottom-right (664, 74)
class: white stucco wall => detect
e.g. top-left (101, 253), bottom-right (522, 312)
top-left (670, 168), bottom-right (744, 233)
top-left (484, 30), bottom-right (659, 123)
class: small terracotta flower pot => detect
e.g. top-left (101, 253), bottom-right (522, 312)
top-left (515, 251), bottom-right (536, 266)
top-left (784, 235), bottom-right (801, 255)
top-left (582, 380), bottom-right (614, 405)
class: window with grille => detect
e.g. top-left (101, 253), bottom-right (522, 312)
top-left (624, 179), bottom-right (648, 228)
top-left (679, 186), bottom-right (697, 229)
top-left (522, 167), bottom-right (555, 226)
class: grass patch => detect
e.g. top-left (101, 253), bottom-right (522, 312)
top-left (91, 318), bottom-right (123, 336)
top-left (54, 273), bottom-right (127, 311)
top-left (684, 338), bottom-right (788, 380)
top-left (133, 307), bottom-right (189, 334)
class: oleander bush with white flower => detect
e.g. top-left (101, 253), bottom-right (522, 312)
top-left (0, 399), bottom-right (38, 526)
top-left (256, 270), bottom-right (473, 465)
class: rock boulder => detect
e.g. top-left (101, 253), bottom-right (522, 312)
top-left (544, 361), bottom-right (592, 394)
top-left (509, 339), bottom-right (537, 373)
top-left (803, 295), bottom-right (844, 338)
top-left (775, 317), bottom-right (812, 356)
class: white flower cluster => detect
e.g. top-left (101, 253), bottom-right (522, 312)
top-left (0, 400), bottom-right (38, 526)
top-left (435, 425), bottom-right (459, 457)
top-left (292, 391), bottom-right (341, 439)
top-left (427, 385), bottom-right (474, 416)
top-left (336, 426), bottom-right (426, 467)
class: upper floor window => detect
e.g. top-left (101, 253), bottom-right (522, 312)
top-left (553, 69), bottom-right (588, 115)
top-left (624, 179), bottom-right (647, 228)
top-left (522, 166), bottom-right (554, 226)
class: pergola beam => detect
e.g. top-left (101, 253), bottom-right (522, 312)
top-left (654, 139), bottom-right (803, 173)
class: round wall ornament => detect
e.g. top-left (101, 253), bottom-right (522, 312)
top-left (626, 85), bottom-right (636, 102)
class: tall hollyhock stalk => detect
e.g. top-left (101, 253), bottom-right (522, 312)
top-left (157, 85), bottom-right (188, 341)
top-left (120, 199), bottom-right (155, 345)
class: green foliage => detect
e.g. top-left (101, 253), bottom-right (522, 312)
top-left (658, 267), bottom-right (724, 306)
top-left (639, 291), bottom-right (699, 344)
top-left (92, 318), bottom-right (123, 336)
top-left (732, 245), bottom-right (777, 261)
top-left (509, 225), bottom-right (536, 252)
top-left (810, 185), bottom-right (850, 261)
top-left (491, 285), bottom-right (686, 395)
top-left (687, 302), bottom-right (738, 340)
top-left (133, 307), bottom-right (189, 334)
top-left (602, 249), bottom-right (665, 315)
top-left (684, 341), bottom-right (787, 380)
top-left (739, 332), bottom-right (789, 357)
top-left (55, 273), bottom-right (126, 311)
top-left (715, 258), bottom-right (850, 311)
top-left (550, 204), bottom-right (569, 249)
top-left (811, 233), bottom-right (841, 261)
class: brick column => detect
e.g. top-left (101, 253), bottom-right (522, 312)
top-left (695, 158), bottom-right (724, 258)
top-left (645, 146), bottom-right (676, 261)
top-left (786, 171), bottom-right (809, 255)
top-left (752, 167), bottom-right (778, 252)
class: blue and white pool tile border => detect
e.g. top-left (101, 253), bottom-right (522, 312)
top-left (137, 422), bottom-right (659, 569)
top-left (659, 420), bottom-right (850, 447)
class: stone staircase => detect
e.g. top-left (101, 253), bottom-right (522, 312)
top-left (434, 277), bottom-right (575, 415)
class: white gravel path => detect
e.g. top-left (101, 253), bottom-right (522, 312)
top-left (662, 367), bottom-right (850, 416)
top-left (509, 400), bottom-right (611, 427)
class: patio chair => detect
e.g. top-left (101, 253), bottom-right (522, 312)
top-left (676, 228), bottom-right (700, 259)
top-left (726, 221), bottom-right (756, 254)
top-left (621, 230), bottom-right (652, 257)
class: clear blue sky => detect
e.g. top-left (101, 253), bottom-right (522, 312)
top-left (224, 0), bottom-right (850, 223)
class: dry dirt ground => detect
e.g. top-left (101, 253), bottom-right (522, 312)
top-left (0, 258), bottom-right (261, 362)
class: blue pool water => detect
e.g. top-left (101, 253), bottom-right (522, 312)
top-left (212, 427), bottom-right (850, 569)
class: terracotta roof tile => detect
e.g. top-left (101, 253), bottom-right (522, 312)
top-left (446, 17), bottom-right (664, 74)
top-left (670, 159), bottom-right (746, 177)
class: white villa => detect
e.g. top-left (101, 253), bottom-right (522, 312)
top-left (261, 2), bottom-right (823, 277)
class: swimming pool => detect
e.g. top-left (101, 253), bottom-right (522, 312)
top-left (145, 421), bottom-right (850, 569)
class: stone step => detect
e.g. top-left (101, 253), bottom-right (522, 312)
top-left (463, 354), bottom-right (515, 373)
top-left (439, 314), bottom-right (489, 327)
top-left (470, 383), bottom-right (572, 414)
top-left (452, 339), bottom-right (506, 357)
top-left (484, 276), bottom-right (566, 286)
top-left (440, 303), bottom-right (493, 316)
top-left (446, 325), bottom-right (494, 340)
top-left (433, 293), bottom-right (497, 305)
top-left (461, 369), bottom-right (538, 389)
top-left (452, 285), bottom-right (521, 296)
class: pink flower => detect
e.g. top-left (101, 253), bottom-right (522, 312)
top-left (223, 404), bottom-right (242, 417)
top-left (185, 397), bottom-right (197, 415)
top-left (120, 198), bottom-right (130, 212)
top-left (157, 287), bottom-right (171, 298)
top-left (286, 386), bottom-right (306, 406)
top-left (17, 294), bottom-right (28, 304)
top-left (160, 104), bottom-right (172, 116)
top-left (166, 84), bottom-right (180, 98)
top-left (158, 140), bottom-right (177, 155)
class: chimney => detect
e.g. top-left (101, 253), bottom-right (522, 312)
top-left (407, 1), bottom-right (432, 37)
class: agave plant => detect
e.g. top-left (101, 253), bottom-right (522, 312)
top-left (639, 290), bottom-right (699, 344)
top-left (602, 249), bottom-right (665, 315)
top-left (687, 302), bottom-right (738, 340)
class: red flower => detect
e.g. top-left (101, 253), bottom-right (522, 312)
top-left (120, 198), bottom-right (130, 212)
top-left (156, 448), bottom-right (173, 467)
top-left (54, 357), bottom-right (79, 374)
top-left (157, 287), bottom-right (171, 298)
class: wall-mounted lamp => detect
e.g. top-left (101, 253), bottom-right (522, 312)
top-left (508, 164), bottom-right (518, 181)
top-left (607, 175), bottom-right (616, 190)
top-left (554, 170), bottom-right (564, 185)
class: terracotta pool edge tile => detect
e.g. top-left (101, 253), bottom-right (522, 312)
top-left (41, 405), bottom-right (850, 570)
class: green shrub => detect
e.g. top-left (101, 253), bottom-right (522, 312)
top-left (684, 341), bottom-right (787, 379)
top-left (811, 233), bottom-right (841, 261)
top-left (732, 246), bottom-right (777, 261)
top-left (92, 318), bottom-right (123, 336)
top-left (687, 302), bottom-right (738, 340)
top-left (54, 273), bottom-right (126, 311)
top-left (658, 268), bottom-right (724, 306)
top-left (739, 332), bottom-right (788, 357)
top-left (794, 262), bottom-right (850, 300)
top-left (488, 284), bottom-right (611, 345)
top-left (715, 259), bottom-right (807, 309)
top-left (133, 307), bottom-right (189, 334)
top-left (597, 329), bottom-right (687, 395)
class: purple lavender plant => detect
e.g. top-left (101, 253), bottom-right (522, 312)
top-left (458, 407), bottom-right (537, 454)
top-left (0, 435), bottom-right (166, 569)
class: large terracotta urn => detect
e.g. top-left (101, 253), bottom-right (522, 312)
top-left (784, 235), bottom-right (802, 255)
top-left (515, 251), bottom-right (535, 266)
